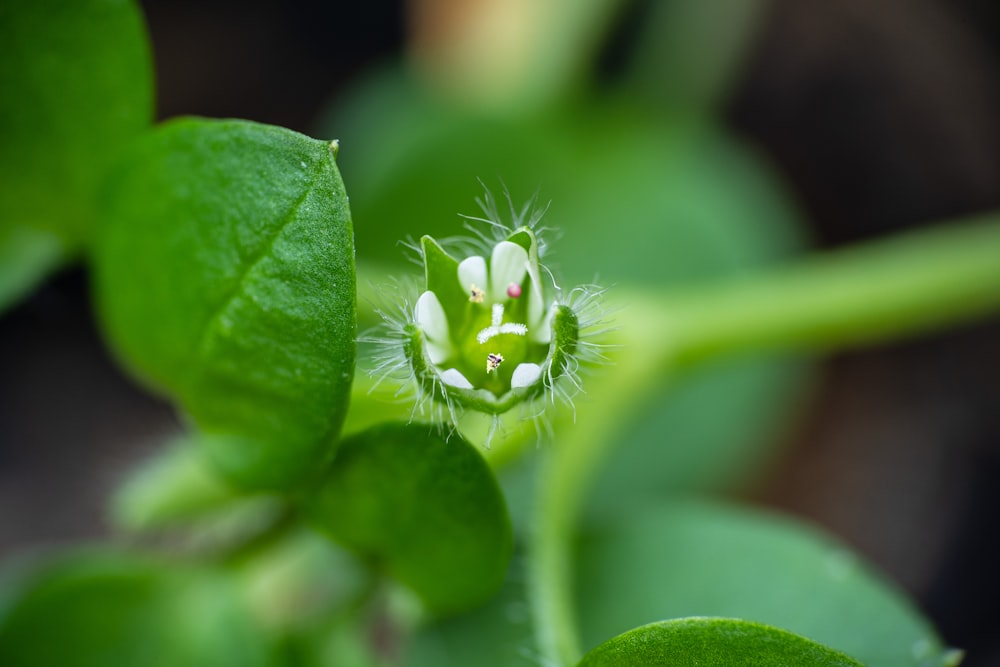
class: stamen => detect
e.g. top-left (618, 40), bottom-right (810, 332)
top-left (486, 353), bottom-right (504, 374)
top-left (469, 284), bottom-right (485, 303)
top-left (507, 283), bottom-right (522, 299)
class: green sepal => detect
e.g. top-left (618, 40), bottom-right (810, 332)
top-left (421, 235), bottom-right (468, 332)
top-left (577, 618), bottom-right (864, 667)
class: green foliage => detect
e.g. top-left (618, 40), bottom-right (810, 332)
top-left (575, 502), bottom-right (955, 667)
top-left (304, 423), bottom-right (512, 615)
top-left (0, 552), bottom-right (274, 667)
top-left (576, 618), bottom-right (863, 667)
top-left (400, 568), bottom-right (535, 667)
top-left (5, 4), bottom-right (1000, 667)
top-left (94, 118), bottom-right (356, 490)
top-left (0, 0), bottom-right (152, 310)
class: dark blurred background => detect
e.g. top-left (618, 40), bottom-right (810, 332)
top-left (1, 0), bottom-right (998, 663)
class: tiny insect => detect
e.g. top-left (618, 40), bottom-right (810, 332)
top-left (486, 352), bottom-right (504, 373)
top-left (506, 282), bottom-right (522, 299)
top-left (469, 284), bottom-right (485, 303)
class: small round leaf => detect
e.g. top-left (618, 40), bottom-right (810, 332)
top-left (304, 423), bottom-right (512, 615)
top-left (577, 618), bottom-right (863, 667)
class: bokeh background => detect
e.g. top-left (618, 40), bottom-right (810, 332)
top-left (2, 0), bottom-right (999, 663)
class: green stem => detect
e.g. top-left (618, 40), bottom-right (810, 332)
top-left (529, 330), bottom-right (667, 666)
top-left (527, 214), bottom-right (1000, 667)
top-left (664, 214), bottom-right (1000, 365)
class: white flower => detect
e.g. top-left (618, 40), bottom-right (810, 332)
top-left (365, 186), bottom-right (608, 440)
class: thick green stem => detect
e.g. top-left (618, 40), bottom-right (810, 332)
top-left (664, 214), bottom-right (1000, 365)
top-left (527, 214), bottom-right (1000, 667)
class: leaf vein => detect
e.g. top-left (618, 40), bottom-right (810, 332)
top-left (193, 160), bottom-right (323, 369)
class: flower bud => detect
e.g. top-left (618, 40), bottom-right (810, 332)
top-left (367, 188), bottom-right (605, 433)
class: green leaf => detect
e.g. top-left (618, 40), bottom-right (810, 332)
top-left (111, 437), bottom-right (287, 554)
top-left (0, 0), bottom-right (153, 308)
top-left (303, 422), bottom-right (512, 615)
top-left (577, 618), bottom-right (864, 667)
top-left (402, 560), bottom-right (536, 667)
top-left (95, 118), bottom-right (356, 490)
top-left (0, 551), bottom-right (276, 667)
top-left (575, 502), bottom-right (960, 667)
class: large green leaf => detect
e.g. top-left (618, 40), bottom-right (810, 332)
top-left (0, 551), bottom-right (276, 667)
top-left (304, 423), bottom-right (512, 615)
top-left (95, 118), bottom-right (356, 490)
top-left (0, 0), bottom-right (153, 309)
top-left (575, 501), bottom-right (960, 667)
top-left (577, 618), bottom-right (863, 667)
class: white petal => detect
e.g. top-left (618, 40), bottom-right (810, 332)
top-left (425, 339), bottom-right (452, 365)
top-left (533, 303), bottom-right (555, 344)
top-left (439, 368), bottom-right (473, 389)
top-left (489, 242), bottom-right (528, 303)
top-left (414, 290), bottom-right (449, 343)
top-left (510, 363), bottom-right (543, 388)
top-left (457, 256), bottom-right (488, 294)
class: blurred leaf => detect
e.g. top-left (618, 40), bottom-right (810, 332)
top-left (0, 0), bottom-right (153, 310)
top-left (625, 0), bottom-right (772, 113)
top-left (326, 69), bottom-right (805, 279)
top-left (0, 551), bottom-right (276, 667)
top-left (95, 118), bottom-right (356, 490)
top-left (325, 69), bottom-right (811, 495)
top-left (401, 561), bottom-right (535, 667)
top-left (113, 438), bottom-right (254, 530)
top-left (0, 226), bottom-right (63, 312)
top-left (583, 354), bottom-right (810, 520)
top-left (576, 617), bottom-right (863, 667)
top-left (304, 423), bottom-right (512, 615)
top-left (235, 527), bottom-right (370, 633)
top-left (111, 437), bottom-right (287, 554)
top-left (575, 501), bottom-right (959, 667)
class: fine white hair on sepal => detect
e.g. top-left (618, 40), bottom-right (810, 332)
top-left (460, 180), bottom-right (554, 259)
